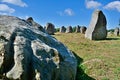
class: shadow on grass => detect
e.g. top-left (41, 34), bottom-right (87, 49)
top-left (72, 51), bottom-right (95, 80)
top-left (106, 37), bottom-right (120, 40)
top-left (93, 37), bottom-right (120, 41)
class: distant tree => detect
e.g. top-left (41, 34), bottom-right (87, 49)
top-left (72, 26), bottom-right (76, 32)
top-left (107, 29), bottom-right (114, 32)
top-left (55, 28), bottom-right (60, 32)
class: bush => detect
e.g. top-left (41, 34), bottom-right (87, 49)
top-left (55, 28), bottom-right (60, 32)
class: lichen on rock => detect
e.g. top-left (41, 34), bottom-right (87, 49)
top-left (0, 15), bottom-right (77, 80)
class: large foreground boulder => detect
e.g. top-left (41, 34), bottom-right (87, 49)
top-left (0, 15), bottom-right (77, 80)
top-left (85, 10), bottom-right (107, 40)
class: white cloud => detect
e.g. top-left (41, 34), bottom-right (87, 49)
top-left (1, 0), bottom-right (27, 7)
top-left (64, 8), bottom-right (74, 16)
top-left (19, 15), bottom-right (29, 19)
top-left (104, 1), bottom-right (120, 12)
top-left (25, 16), bottom-right (29, 19)
top-left (57, 8), bottom-right (74, 16)
top-left (86, 0), bottom-right (102, 9)
top-left (0, 4), bottom-right (15, 14)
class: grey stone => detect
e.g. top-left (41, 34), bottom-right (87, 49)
top-left (119, 28), bottom-right (120, 35)
top-left (26, 17), bottom-right (45, 33)
top-left (59, 26), bottom-right (66, 33)
top-left (107, 31), bottom-right (113, 36)
top-left (45, 23), bottom-right (55, 35)
top-left (85, 10), bottom-right (107, 40)
top-left (0, 15), bottom-right (77, 80)
top-left (66, 26), bottom-right (73, 33)
top-left (75, 25), bottom-right (80, 33)
top-left (80, 26), bottom-right (87, 34)
top-left (27, 17), bottom-right (33, 23)
top-left (114, 27), bottom-right (119, 36)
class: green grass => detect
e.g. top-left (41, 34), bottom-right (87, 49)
top-left (53, 33), bottom-right (120, 80)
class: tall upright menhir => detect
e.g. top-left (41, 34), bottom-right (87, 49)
top-left (85, 10), bottom-right (107, 40)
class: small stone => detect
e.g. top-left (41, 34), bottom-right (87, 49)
top-left (66, 26), bottom-right (73, 33)
top-left (75, 25), bottom-right (80, 33)
top-left (59, 26), bottom-right (66, 33)
top-left (114, 27), bottom-right (119, 36)
top-left (45, 23), bottom-right (55, 35)
top-left (80, 26), bottom-right (87, 34)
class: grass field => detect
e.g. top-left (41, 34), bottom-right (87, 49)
top-left (53, 33), bottom-right (120, 80)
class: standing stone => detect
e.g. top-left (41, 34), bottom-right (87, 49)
top-left (85, 10), bottom-right (107, 40)
top-left (26, 17), bottom-right (34, 26)
top-left (114, 27), bottom-right (119, 36)
top-left (26, 17), bottom-right (45, 32)
top-left (108, 31), bottom-right (113, 36)
top-left (45, 23), bottom-right (55, 35)
top-left (80, 26), bottom-right (87, 34)
top-left (75, 25), bottom-right (80, 33)
top-left (119, 28), bottom-right (120, 35)
top-left (60, 26), bottom-right (66, 33)
top-left (66, 26), bottom-right (73, 33)
top-left (27, 17), bottom-right (33, 23)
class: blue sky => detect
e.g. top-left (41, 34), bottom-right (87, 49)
top-left (0, 0), bottom-right (120, 29)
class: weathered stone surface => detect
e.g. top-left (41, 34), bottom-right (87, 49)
top-left (114, 27), bottom-right (119, 36)
top-left (80, 26), bottom-right (87, 34)
top-left (66, 26), bottom-right (73, 33)
top-left (85, 10), bottom-right (107, 40)
top-left (0, 15), bottom-right (77, 80)
top-left (45, 23), bottom-right (55, 35)
top-left (75, 25), bottom-right (80, 33)
top-left (59, 26), bottom-right (66, 33)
